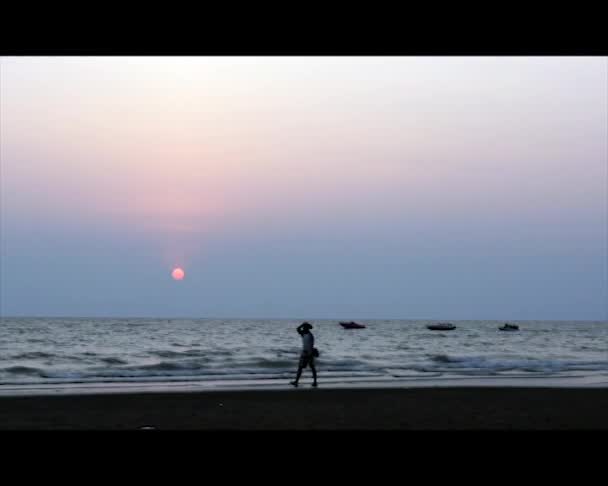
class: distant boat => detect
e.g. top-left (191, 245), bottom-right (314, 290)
top-left (499, 323), bottom-right (519, 331)
top-left (339, 321), bottom-right (366, 329)
top-left (427, 322), bottom-right (456, 331)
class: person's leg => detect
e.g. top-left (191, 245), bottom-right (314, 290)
top-left (291, 357), bottom-right (304, 386)
top-left (310, 360), bottom-right (318, 386)
top-left (294, 365), bottom-right (302, 384)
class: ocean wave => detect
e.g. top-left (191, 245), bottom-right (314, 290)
top-left (39, 367), bottom-right (290, 380)
top-left (3, 353), bottom-right (608, 384)
top-left (8, 351), bottom-right (56, 360)
top-left (233, 358), bottom-right (295, 369)
top-left (31, 355), bottom-right (377, 380)
top-left (3, 366), bottom-right (42, 376)
top-left (30, 368), bottom-right (384, 383)
top-left (100, 357), bottom-right (128, 365)
top-left (149, 349), bottom-right (232, 359)
top-left (150, 350), bottom-right (198, 359)
top-left (134, 361), bottom-right (202, 372)
top-left (426, 354), bottom-right (608, 372)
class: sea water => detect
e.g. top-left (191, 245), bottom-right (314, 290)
top-left (0, 318), bottom-right (607, 393)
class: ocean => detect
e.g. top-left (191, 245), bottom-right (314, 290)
top-left (1, 318), bottom-right (607, 394)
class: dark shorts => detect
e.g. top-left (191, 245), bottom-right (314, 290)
top-left (299, 353), bottom-right (315, 369)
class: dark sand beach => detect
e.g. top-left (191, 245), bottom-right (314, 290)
top-left (1, 387), bottom-right (607, 430)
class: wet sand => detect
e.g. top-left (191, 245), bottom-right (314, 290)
top-left (1, 387), bottom-right (607, 430)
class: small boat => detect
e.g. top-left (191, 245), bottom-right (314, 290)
top-left (339, 321), bottom-right (366, 329)
top-left (499, 323), bottom-right (519, 331)
top-left (427, 322), bottom-right (456, 331)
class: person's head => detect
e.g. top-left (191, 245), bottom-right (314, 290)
top-left (300, 322), bottom-right (313, 333)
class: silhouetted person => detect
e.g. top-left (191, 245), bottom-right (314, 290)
top-left (290, 322), bottom-right (318, 388)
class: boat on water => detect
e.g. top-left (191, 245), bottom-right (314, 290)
top-left (499, 323), bottom-right (519, 331)
top-left (426, 322), bottom-right (456, 331)
top-left (339, 321), bottom-right (366, 329)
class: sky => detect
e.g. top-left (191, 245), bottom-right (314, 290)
top-left (1, 56), bottom-right (606, 320)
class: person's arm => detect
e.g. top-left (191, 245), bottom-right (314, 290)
top-left (296, 324), bottom-right (305, 334)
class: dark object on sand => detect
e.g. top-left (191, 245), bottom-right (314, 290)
top-left (499, 323), bottom-right (519, 331)
top-left (339, 321), bottom-right (366, 329)
top-left (427, 323), bottom-right (456, 331)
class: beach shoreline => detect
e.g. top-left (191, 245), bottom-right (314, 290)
top-left (1, 387), bottom-right (607, 430)
top-left (1, 371), bottom-right (607, 398)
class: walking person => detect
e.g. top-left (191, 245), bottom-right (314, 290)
top-left (290, 322), bottom-right (318, 388)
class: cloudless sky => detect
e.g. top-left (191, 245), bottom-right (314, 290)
top-left (1, 56), bottom-right (606, 320)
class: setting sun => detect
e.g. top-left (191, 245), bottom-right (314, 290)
top-left (171, 267), bottom-right (185, 280)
